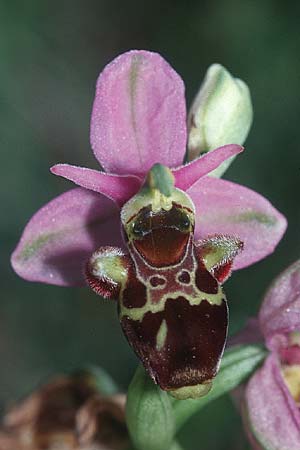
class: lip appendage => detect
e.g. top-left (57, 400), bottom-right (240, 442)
top-left (86, 164), bottom-right (243, 400)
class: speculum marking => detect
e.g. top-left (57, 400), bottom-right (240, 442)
top-left (120, 296), bottom-right (228, 391)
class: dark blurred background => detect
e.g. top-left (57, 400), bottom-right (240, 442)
top-left (1, 0), bottom-right (300, 448)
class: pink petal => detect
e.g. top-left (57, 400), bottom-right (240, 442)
top-left (90, 50), bottom-right (186, 176)
top-left (11, 188), bottom-right (123, 286)
top-left (187, 177), bottom-right (287, 270)
top-left (173, 144), bottom-right (243, 190)
top-left (259, 260), bottom-right (300, 351)
top-left (245, 355), bottom-right (300, 450)
top-left (51, 164), bottom-right (142, 206)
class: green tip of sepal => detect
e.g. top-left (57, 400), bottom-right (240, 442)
top-left (126, 366), bottom-right (175, 450)
top-left (145, 163), bottom-right (175, 197)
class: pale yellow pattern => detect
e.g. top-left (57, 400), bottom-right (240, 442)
top-left (119, 237), bottom-right (224, 321)
top-left (156, 320), bottom-right (168, 350)
top-left (282, 364), bottom-right (300, 405)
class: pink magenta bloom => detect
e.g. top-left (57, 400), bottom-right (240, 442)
top-left (11, 50), bottom-right (287, 287)
top-left (243, 260), bottom-right (300, 450)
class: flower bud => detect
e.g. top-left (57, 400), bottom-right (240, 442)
top-left (187, 64), bottom-right (253, 177)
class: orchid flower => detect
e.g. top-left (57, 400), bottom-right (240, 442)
top-left (242, 260), bottom-right (300, 449)
top-left (10, 50), bottom-right (288, 399)
top-left (11, 50), bottom-right (287, 288)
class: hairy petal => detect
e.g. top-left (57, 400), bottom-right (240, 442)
top-left (259, 260), bottom-right (300, 351)
top-left (11, 188), bottom-right (123, 286)
top-left (173, 144), bottom-right (243, 190)
top-left (51, 164), bottom-right (142, 206)
top-left (245, 355), bottom-right (300, 450)
top-left (188, 177), bottom-right (287, 270)
top-left (90, 50), bottom-right (186, 175)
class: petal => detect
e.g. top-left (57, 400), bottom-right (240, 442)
top-left (195, 235), bottom-right (243, 283)
top-left (173, 144), bottom-right (243, 190)
top-left (11, 188), bottom-right (123, 286)
top-left (245, 355), bottom-right (300, 450)
top-left (259, 260), bottom-right (300, 350)
top-left (187, 177), bottom-right (287, 270)
top-left (90, 50), bottom-right (186, 176)
top-left (51, 164), bottom-right (142, 206)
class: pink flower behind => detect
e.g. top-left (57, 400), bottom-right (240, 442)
top-left (11, 50), bottom-right (287, 286)
top-left (242, 260), bottom-right (300, 449)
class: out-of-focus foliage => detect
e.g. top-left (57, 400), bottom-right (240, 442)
top-left (1, 1), bottom-right (299, 449)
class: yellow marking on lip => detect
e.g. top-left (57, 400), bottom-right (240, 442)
top-left (119, 235), bottom-right (225, 321)
top-left (156, 320), bottom-right (168, 351)
top-left (119, 286), bottom-right (224, 321)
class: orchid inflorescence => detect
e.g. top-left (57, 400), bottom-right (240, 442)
top-left (8, 50), bottom-right (298, 450)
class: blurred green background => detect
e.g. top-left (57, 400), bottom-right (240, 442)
top-left (1, 0), bottom-right (299, 448)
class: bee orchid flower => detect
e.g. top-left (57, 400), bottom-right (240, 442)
top-left (11, 50), bottom-right (286, 287)
top-left (11, 50), bottom-right (287, 399)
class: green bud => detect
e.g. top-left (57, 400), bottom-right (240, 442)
top-left (126, 366), bottom-right (175, 450)
top-left (187, 64), bottom-right (253, 177)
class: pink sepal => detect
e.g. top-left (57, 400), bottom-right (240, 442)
top-left (245, 354), bottom-right (300, 450)
top-left (90, 50), bottom-right (187, 176)
top-left (11, 188), bottom-right (123, 286)
top-left (259, 259), bottom-right (300, 351)
top-left (188, 176), bottom-right (287, 270)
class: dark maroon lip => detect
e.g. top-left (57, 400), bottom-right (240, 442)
top-left (121, 297), bottom-right (228, 391)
